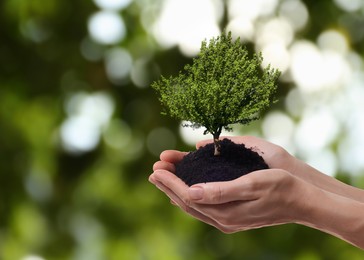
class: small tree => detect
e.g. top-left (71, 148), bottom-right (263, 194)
top-left (152, 32), bottom-right (280, 155)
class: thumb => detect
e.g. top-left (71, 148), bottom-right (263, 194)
top-left (188, 177), bottom-right (254, 204)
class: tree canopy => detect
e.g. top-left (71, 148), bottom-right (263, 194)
top-left (152, 32), bottom-right (280, 154)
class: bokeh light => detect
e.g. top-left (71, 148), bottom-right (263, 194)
top-left (261, 42), bottom-right (291, 73)
top-left (228, 0), bottom-right (279, 22)
top-left (61, 92), bottom-right (114, 154)
top-left (262, 111), bottom-right (295, 153)
top-left (226, 16), bottom-right (255, 42)
top-left (317, 30), bottom-right (349, 55)
top-left (285, 88), bottom-right (305, 117)
top-left (152, 0), bottom-right (221, 56)
top-left (88, 11), bottom-right (126, 44)
top-left (334, 0), bottom-right (363, 12)
top-left (256, 17), bottom-right (294, 48)
top-left (179, 121), bottom-right (234, 146)
top-left (294, 107), bottom-right (339, 154)
top-left (104, 47), bottom-right (133, 85)
top-left (289, 40), bottom-right (351, 92)
top-left (278, 0), bottom-right (309, 31)
top-left (93, 0), bottom-right (132, 10)
top-left (306, 149), bottom-right (338, 177)
top-left (60, 116), bottom-right (102, 153)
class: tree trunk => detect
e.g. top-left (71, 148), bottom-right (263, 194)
top-left (213, 126), bottom-right (222, 156)
top-left (213, 137), bottom-right (221, 156)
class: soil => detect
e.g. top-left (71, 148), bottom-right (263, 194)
top-left (175, 139), bottom-right (269, 186)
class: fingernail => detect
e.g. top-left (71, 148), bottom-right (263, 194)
top-left (189, 186), bottom-right (203, 200)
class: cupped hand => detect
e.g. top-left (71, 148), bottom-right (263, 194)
top-left (149, 168), bottom-right (308, 233)
top-left (150, 136), bottom-right (329, 233)
top-left (150, 136), bottom-right (364, 247)
top-left (153, 136), bottom-right (296, 173)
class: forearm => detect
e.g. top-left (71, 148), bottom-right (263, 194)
top-left (295, 184), bottom-right (364, 249)
top-left (289, 157), bottom-right (364, 203)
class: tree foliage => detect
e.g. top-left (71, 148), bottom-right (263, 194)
top-left (152, 32), bottom-right (280, 154)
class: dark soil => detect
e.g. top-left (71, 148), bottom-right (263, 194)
top-left (175, 139), bottom-right (269, 186)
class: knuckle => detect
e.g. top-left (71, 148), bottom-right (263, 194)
top-left (211, 185), bottom-right (223, 203)
top-left (272, 145), bottom-right (289, 162)
top-left (243, 177), bottom-right (256, 192)
top-left (182, 196), bottom-right (192, 207)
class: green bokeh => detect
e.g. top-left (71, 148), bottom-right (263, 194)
top-left (0, 0), bottom-right (363, 259)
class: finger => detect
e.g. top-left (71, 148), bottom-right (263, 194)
top-left (188, 175), bottom-right (258, 204)
top-left (152, 179), bottom-right (188, 209)
top-left (151, 170), bottom-right (191, 205)
top-left (150, 171), bottom-right (239, 233)
top-left (153, 160), bottom-right (176, 173)
top-left (152, 177), bottom-right (219, 227)
top-left (163, 185), bottom-right (238, 233)
top-left (160, 150), bottom-right (187, 164)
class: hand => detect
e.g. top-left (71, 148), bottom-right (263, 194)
top-left (149, 168), bottom-right (307, 233)
top-left (193, 136), bottom-right (364, 203)
top-left (150, 135), bottom-right (364, 248)
top-left (150, 168), bottom-right (364, 249)
top-left (152, 136), bottom-right (298, 180)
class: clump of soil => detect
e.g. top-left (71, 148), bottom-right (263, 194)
top-left (175, 139), bottom-right (268, 186)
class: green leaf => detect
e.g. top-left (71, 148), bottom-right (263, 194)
top-left (152, 31), bottom-right (280, 141)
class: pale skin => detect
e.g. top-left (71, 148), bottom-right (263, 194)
top-left (149, 136), bottom-right (364, 249)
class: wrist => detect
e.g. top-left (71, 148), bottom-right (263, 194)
top-left (295, 184), bottom-right (364, 248)
top-left (283, 176), bottom-right (315, 224)
top-left (273, 173), bottom-right (312, 225)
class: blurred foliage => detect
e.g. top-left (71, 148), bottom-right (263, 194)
top-left (0, 0), bottom-right (363, 259)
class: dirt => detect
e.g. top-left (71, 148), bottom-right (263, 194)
top-left (175, 138), bottom-right (269, 186)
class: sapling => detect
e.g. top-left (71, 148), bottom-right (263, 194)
top-left (152, 31), bottom-right (280, 156)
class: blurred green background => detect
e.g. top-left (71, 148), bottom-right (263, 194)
top-left (1, 0), bottom-right (364, 259)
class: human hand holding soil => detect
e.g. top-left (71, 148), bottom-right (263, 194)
top-left (149, 136), bottom-right (364, 249)
top-left (197, 136), bottom-right (364, 202)
top-left (150, 165), bottom-right (305, 232)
